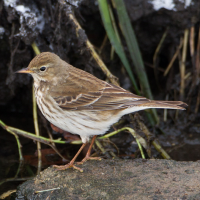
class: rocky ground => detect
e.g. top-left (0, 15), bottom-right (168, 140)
top-left (16, 159), bottom-right (200, 199)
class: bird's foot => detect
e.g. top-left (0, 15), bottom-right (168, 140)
top-left (53, 162), bottom-right (83, 172)
top-left (77, 156), bottom-right (101, 165)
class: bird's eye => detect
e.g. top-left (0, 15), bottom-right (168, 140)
top-left (40, 66), bottom-right (46, 71)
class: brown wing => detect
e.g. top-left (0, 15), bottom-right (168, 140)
top-left (49, 66), bottom-right (147, 111)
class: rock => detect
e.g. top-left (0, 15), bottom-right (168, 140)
top-left (16, 159), bottom-right (200, 199)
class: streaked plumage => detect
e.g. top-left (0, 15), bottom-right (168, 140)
top-left (18, 52), bottom-right (187, 142)
top-left (17, 52), bottom-right (187, 171)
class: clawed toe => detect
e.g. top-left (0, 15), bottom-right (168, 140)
top-left (52, 136), bottom-right (101, 172)
top-left (77, 156), bottom-right (102, 165)
top-left (53, 163), bottom-right (83, 172)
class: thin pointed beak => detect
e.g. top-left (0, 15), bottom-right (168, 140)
top-left (15, 68), bottom-right (33, 74)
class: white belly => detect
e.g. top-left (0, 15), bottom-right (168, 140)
top-left (35, 89), bottom-right (121, 143)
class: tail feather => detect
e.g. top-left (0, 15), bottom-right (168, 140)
top-left (143, 100), bottom-right (188, 110)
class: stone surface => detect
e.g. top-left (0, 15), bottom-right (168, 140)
top-left (16, 159), bottom-right (200, 199)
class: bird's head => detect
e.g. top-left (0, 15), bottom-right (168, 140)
top-left (16, 52), bottom-right (66, 82)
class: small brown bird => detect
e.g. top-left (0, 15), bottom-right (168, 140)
top-left (17, 52), bottom-right (187, 171)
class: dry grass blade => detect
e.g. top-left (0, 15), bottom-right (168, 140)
top-left (68, 13), bottom-right (119, 86)
top-left (99, 127), bottom-right (146, 159)
top-left (99, 34), bottom-right (108, 55)
top-left (163, 94), bottom-right (169, 122)
top-left (164, 37), bottom-right (183, 76)
top-left (0, 190), bottom-right (16, 199)
top-left (134, 114), bottom-right (171, 159)
top-left (180, 29), bottom-right (189, 100)
top-left (195, 27), bottom-right (200, 84)
top-left (188, 26), bottom-right (198, 96)
top-left (153, 27), bottom-right (168, 86)
top-left (194, 28), bottom-right (200, 113)
top-left (153, 28), bottom-right (168, 64)
top-left (31, 42), bottom-right (42, 174)
top-left (189, 26), bottom-right (195, 58)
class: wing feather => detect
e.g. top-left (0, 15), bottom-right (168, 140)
top-left (47, 65), bottom-right (148, 111)
top-left (52, 83), bottom-right (147, 111)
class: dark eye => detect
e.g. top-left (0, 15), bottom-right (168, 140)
top-left (40, 66), bottom-right (46, 71)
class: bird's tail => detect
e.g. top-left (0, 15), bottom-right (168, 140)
top-left (142, 100), bottom-right (188, 110)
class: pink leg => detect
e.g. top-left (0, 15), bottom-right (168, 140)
top-left (77, 135), bottom-right (101, 165)
top-left (53, 143), bottom-right (87, 172)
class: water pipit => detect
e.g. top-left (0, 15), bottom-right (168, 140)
top-left (17, 52), bottom-right (187, 171)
